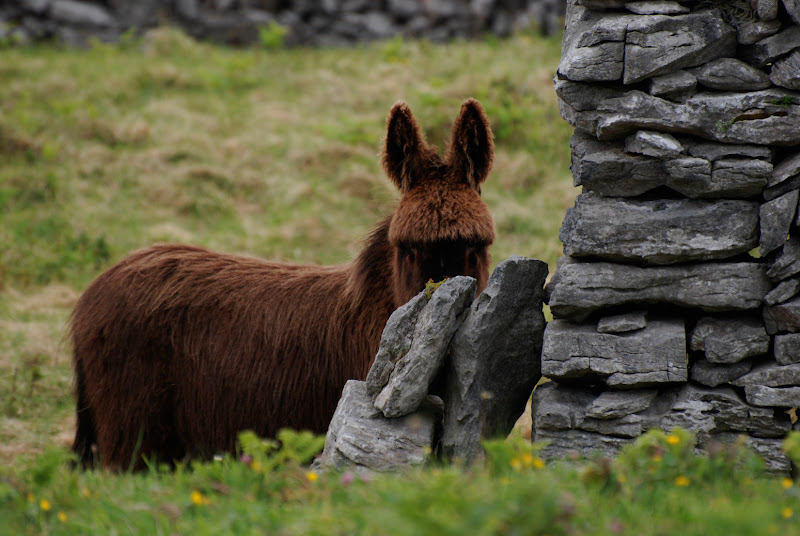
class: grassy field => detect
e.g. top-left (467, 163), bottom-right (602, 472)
top-left (0, 27), bottom-right (574, 467)
top-left (2, 27), bottom-right (799, 536)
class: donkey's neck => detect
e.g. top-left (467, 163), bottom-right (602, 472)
top-left (346, 216), bottom-right (396, 317)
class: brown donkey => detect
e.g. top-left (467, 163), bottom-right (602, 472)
top-left (69, 99), bottom-right (496, 470)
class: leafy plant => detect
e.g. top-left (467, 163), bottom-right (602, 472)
top-left (259, 21), bottom-right (288, 50)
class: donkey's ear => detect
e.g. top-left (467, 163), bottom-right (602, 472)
top-left (446, 98), bottom-right (494, 190)
top-left (382, 101), bottom-right (427, 193)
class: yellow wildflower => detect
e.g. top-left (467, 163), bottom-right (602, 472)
top-left (190, 490), bottom-right (210, 506)
top-left (522, 453), bottom-right (534, 467)
top-left (782, 507), bottom-right (793, 519)
top-left (533, 457), bottom-right (546, 470)
top-left (306, 471), bottom-right (319, 482)
top-left (81, 487), bottom-right (92, 498)
top-left (783, 478), bottom-right (794, 489)
top-left (58, 511), bottom-right (67, 523)
top-left (40, 499), bottom-right (52, 511)
top-left (674, 476), bottom-right (690, 487)
top-left (666, 434), bottom-right (680, 445)
top-left (652, 454), bottom-right (663, 463)
top-left (510, 457), bottom-right (522, 471)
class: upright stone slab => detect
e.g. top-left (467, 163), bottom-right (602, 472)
top-left (441, 257), bottom-right (548, 463)
top-left (369, 277), bottom-right (476, 418)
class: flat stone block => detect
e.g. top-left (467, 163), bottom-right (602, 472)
top-left (541, 318), bottom-right (687, 387)
top-left (767, 236), bottom-right (800, 282)
top-left (532, 382), bottom-right (790, 462)
top-left (597, 310), bottom-right (647, 333)
top-left (742, 26), bottom-right (800, 67)
top-left (571, 89), bottom-right (800, 146)
top-left (624, 130), bottom-right (684, 158)
top-left (648, 70), bottom-right (697, 99)
top-left (690, 57), bottom-right (771, 91)
top-left (624, 1), bottom-right (689, 15)
top-left (733, 362), bottom-right (800, 388)
top-left (690, 358), bottom-right (753, 388)
top-left (623, 10), bottom-right (736, 84)
top-left (764, 278), bottom-right (800, 306)
top-left (570, 132), bottom-right (664, 196)
top-left (546, 257), bottom-right (771, 321)
top-left (763, 294), bottom-right (800, 334)
top-left (783, 0), bottom-right (800, 24)
top-left (775, 333), bottom-right (800, 365)
top-left (737, 19), bottom-right (782, 45)
top-left (690, 317), bottom-right (769, 364)
top-left (745, 385), bottom-right (800, 408)
top-left (770, 51), bottom-right (800, 90)
top-left (687, 142), bottom-right (772, 162)
top-left (758, 190), bottom-right (798, 257)
top-left (585, 389), bottom-right (659, 419)
top-left (561, 193), bottom-right (759, 265)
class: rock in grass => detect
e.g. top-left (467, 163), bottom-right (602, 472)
top-left (316, 380), bottom-right (441, 471)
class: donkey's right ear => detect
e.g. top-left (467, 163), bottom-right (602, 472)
top-left (382, 102), bottom-right (428, 193)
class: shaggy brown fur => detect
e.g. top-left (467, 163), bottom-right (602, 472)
top-left (70, 99), bottom-right (496, 470)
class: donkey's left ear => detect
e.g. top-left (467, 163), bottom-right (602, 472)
top-left (446, 98), bottom-right (494, 191)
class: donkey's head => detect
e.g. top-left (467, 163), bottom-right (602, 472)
top-left (383, 98), bottom-right (496, 307)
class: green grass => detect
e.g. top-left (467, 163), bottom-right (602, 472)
top-left (8, 25), bottom-right (795, 536)
top-left (0, 27), bottom-right (575, 468)
top-left (2, 428), bottom-right (800, 535)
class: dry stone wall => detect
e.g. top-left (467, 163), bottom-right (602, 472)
top-left (0, 0), bottom-right (566, 47)
top-left (539, 0), bottom-right (800, 473)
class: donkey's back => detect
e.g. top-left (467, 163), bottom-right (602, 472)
top-left (70, 240), bottom-right (393, 469)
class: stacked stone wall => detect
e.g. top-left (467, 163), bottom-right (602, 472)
top-left (538, 0), bottom-right (800, 472)
top-left (0, 0), bottom-right (566, 47)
